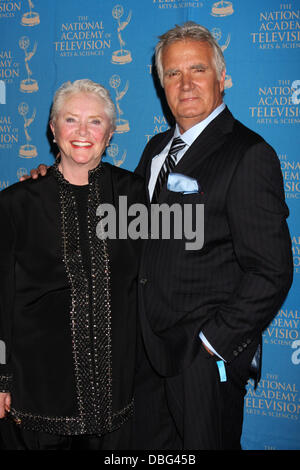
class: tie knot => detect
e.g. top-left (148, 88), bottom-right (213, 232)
top-left (169, 137), bottom-right (186, 157)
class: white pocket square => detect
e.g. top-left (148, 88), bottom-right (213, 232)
top-left (167, 173), bottom-right (199, 194)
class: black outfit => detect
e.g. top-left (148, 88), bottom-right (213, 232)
top-left (0, 160), bottom-right (145, 449)
top-left (133, 107), bottom-right (293, 449)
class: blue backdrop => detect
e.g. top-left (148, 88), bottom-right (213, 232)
top-left (1, 0), bottom-right (299, 450)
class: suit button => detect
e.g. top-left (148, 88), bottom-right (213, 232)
top-left (140, 278), bottom-right (148, 285)
top-left (238, 346), bottom-right (243, 352)
top-left (233, 350), bottom-right (238, 357)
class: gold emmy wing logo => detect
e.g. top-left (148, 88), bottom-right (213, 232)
top-left (211, 0), bottom-right (234, 17)
top-left (112, 5), bottom-right (132, 64)
top-left (21, 0), bottom-right (40, 27)
top-left (211, 28), bottom-right (233, 89)
top-left (110, 74), bottom-right (130, 133)
top-left (107, 143), bottom-right (127, 167)
top-left (19, 36), bottom-right (38, 93)
top-left (18, 102), bottom-right (37, 158)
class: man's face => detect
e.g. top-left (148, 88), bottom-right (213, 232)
top-left (162, 39), bottom-right (225, 133)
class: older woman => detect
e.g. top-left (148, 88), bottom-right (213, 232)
top-left (0, 79), bottom-right (145, 450)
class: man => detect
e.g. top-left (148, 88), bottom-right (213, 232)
top-left (132, 22), bottom-right (293, 450)
top-left (16, 22), bottom-right (293, 450)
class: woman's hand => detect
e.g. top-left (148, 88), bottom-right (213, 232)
top-left (0, 392), bottom-right (11, 418)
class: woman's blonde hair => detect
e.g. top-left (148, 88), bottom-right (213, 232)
top-left (50, 79), bottom-right (116, 130)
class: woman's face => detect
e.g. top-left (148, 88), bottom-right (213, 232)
top-left (50, 92), bottom-right (113, 171)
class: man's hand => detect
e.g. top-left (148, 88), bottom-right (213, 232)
top-left (19, 164), bottom-right (49, 181)
top-left (0, 392), bottom-right (11, 418)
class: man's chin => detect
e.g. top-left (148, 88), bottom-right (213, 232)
top-left (176, 106), bottom-right (206, 119)
top-left (176, 112), bottom-right (207, 132)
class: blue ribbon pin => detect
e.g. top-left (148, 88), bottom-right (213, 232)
top-left (217, 361), bottom-right (227, 382)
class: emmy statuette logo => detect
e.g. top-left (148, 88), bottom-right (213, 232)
top-left (21, 0), bottom-right (40, 27)
top-left (112, 5), bottom-right (132, 65)
top-left (211, 27), bottom-right (231, 52)
top-left (19, 36), bottom-right (38, 93)
top-left (211, 28), bottom-right (233, 89)
top-left (110, 74), bottom-right (130, 133)
top-left (211, 0), bottom-right (234, 17)
top-left (17, 168), bottom-right (28, 179)
top-left (107, 143), bottom-right (127, 167)
top-left (18, 102), bottom-right (37, 158)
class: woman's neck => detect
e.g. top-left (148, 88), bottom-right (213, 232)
top-left (58, 158), bottom-right (100, 185)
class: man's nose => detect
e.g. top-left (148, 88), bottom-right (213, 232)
top-left (181, 72), bottom-right (193, 90)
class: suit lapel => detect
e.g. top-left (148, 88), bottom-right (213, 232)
top-left (178, 108), bottom-right (234, 172)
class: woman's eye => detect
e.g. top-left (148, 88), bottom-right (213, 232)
top-left (65, 117), bottom-right (75, 123)
top-left (91, 119), bottom-right (101, 125)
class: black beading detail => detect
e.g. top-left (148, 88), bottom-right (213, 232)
top-left (0, 374), bottom-right (12, 392)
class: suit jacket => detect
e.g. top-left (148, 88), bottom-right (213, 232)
top-left (135, 107), bottom-right (293, 378)
top-left (0, 161), bottom-right (146, 435)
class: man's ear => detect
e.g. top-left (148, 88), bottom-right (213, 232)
top-left (219, 69), bottom-right (226, 95)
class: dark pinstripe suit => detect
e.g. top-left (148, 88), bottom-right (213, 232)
top-left (133, 107), bottom-right (293, 449)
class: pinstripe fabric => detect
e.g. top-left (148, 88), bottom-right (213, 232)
top-left (134, 107), bottom-right (293, 449)
top-left (152, 136), bottom-right (186, 203)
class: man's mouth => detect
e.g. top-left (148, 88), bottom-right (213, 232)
top-left (180, 96), bottom-right (199, 102)
top-left (70, 141), bottom-right (93, 148)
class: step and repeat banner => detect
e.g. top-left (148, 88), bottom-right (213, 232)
top-left (1, 0), bottom-right (300, 450)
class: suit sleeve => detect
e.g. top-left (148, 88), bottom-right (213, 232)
top-left (201, 142), bottom-right (293, 363)
top-left (0, 193), bottom-right (15, 392)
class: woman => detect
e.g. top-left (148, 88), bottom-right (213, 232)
top-left (0, 79), bottom-right (145, 450)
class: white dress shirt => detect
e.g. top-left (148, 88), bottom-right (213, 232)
top-left (148, 103), bottom-right (226, 200)
top-left (148, 103), bottom-right (226, 361)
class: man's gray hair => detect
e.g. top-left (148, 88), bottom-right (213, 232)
top-left (155, 22), bottom-right (226, 86)
top-left (50, 79), bottom-right (117, 131)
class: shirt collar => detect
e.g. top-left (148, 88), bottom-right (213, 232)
top-left (174, 103), bottom-right (226, 147)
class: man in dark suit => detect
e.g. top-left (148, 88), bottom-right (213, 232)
top-left (133, 22), bottom-right (293, 450)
